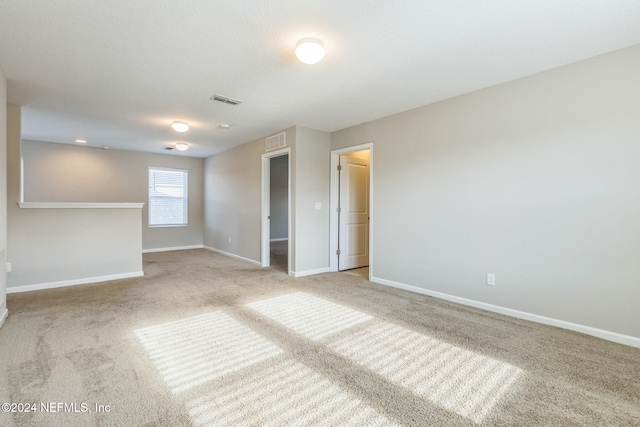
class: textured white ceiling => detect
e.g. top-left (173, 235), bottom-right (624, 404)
top-left (1, 1), bottom-right (640, 157)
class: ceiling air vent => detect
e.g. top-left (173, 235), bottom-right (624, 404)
top-left (210, 94), bottom-right (243, 105)
top-left (265, 132), bottom-right (286, 152)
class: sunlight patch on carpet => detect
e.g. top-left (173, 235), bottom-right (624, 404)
top-left (135, 312), bottom-right (282, 393)
top-left (246, 292), bottom-right (373, 340)
top-left (328, 320), bottom-right (524, 424)
top-left (187, 358), bottom-right (398, 427)
top-left (247, 292), bottom-right (523, 424)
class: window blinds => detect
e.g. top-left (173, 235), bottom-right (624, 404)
top-left (148, 167), bottom-right (188, 226)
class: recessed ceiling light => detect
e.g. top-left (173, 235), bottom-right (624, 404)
top-left (102, 146), bottom-right (111, 150)
top-left (219, 123), bottom-right (230, 129)
top-left (175, 142), bottom-right (189, 151)
top-left (295, 38), bottom-right (325, 65)
top-left (171, 121), bottom-right (190, 132)
top-left (75, 139), bottom-right (87, 143)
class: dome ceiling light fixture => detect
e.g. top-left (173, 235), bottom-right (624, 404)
top-left (295, 38), bottom-right (325, 65)
top-left (171, 121), bottom-right (190, 132)
top-left (175, 142), bottom-right (189, 151)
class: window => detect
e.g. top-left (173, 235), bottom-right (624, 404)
top-left (148, 167), bottom-right (188, 227)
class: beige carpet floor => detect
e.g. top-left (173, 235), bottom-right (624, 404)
top-left (270, 240), bottom-right (288, 273)
top-left (0, 249), bottom-right (639, 426)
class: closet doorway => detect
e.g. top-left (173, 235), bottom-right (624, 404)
top-left (330, 143), bottom-right (374, 279)
top-left (261, 149), bottom-right (291, 274)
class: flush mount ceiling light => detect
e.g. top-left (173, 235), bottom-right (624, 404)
top-left (295, 38), bottom-right (325, 65)
top-left (75, 139), bottom-right (87, 144)
top-left (171, 121), bottom-right (190, 132)
top-left (175, 142), bottom-right (189, 151)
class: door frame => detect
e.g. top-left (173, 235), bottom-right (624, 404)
top-left (261, 148), bottom-right (291, 272)
top-left (329, 142), bottom-right (374, 277)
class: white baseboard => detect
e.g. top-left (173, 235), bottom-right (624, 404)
top-left (0, 306), bottom-right (7, 329)
top-left (292, 267), bottom-right (331, 278)
top-left (203, 246), bottom-right (262, 267)
top-left (371, 276), bottom-right (640, 349)
top-left (269, 238), bottom-right (288, 242)
top-left (142, 245), bottom-right (203, 253)
top-left (6, 271), bottom-right (145, 294)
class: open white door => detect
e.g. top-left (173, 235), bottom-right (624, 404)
top-left (338, 153), bottom-right (370, 270)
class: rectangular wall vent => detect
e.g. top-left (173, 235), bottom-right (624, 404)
top-left (210, 94), bottom-right (243, 105)
top-left (265, 132), bottom-right (286, 152)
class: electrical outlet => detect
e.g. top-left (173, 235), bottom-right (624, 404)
top-left (487, 273), bottom-right (495, 286)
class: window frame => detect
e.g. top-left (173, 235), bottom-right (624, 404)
top-left (148, 166), bottom-right (189, 228)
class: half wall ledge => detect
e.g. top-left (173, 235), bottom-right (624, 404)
top-left (18, 202), bottom-right (144, 209)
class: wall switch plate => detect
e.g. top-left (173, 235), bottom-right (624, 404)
top-left (5, 262), bottom-right (10, 273)
top-left (315, 202), bottom-right (322, 210)
top-left (487, 273), bottom-right (495, 286)
top-left (228, 237), bottom-right (231, 244)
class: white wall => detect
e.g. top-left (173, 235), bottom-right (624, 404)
top-left (0, 66), bottom-right (7, 324)
top-left (7, 206), bottom-right (143, 289)
top-left (203, 130), bottom-right (285, 263)
top-left (293, 127), bottom-right (331, 274)
top-left (331, 45), bottom-right (640, 340)
top-left (203, 126), bottom-right (330, 274)
top-left (7, 108), bottom-right (144, 290)
top-left (21, 140), bottom-right (204, 251)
